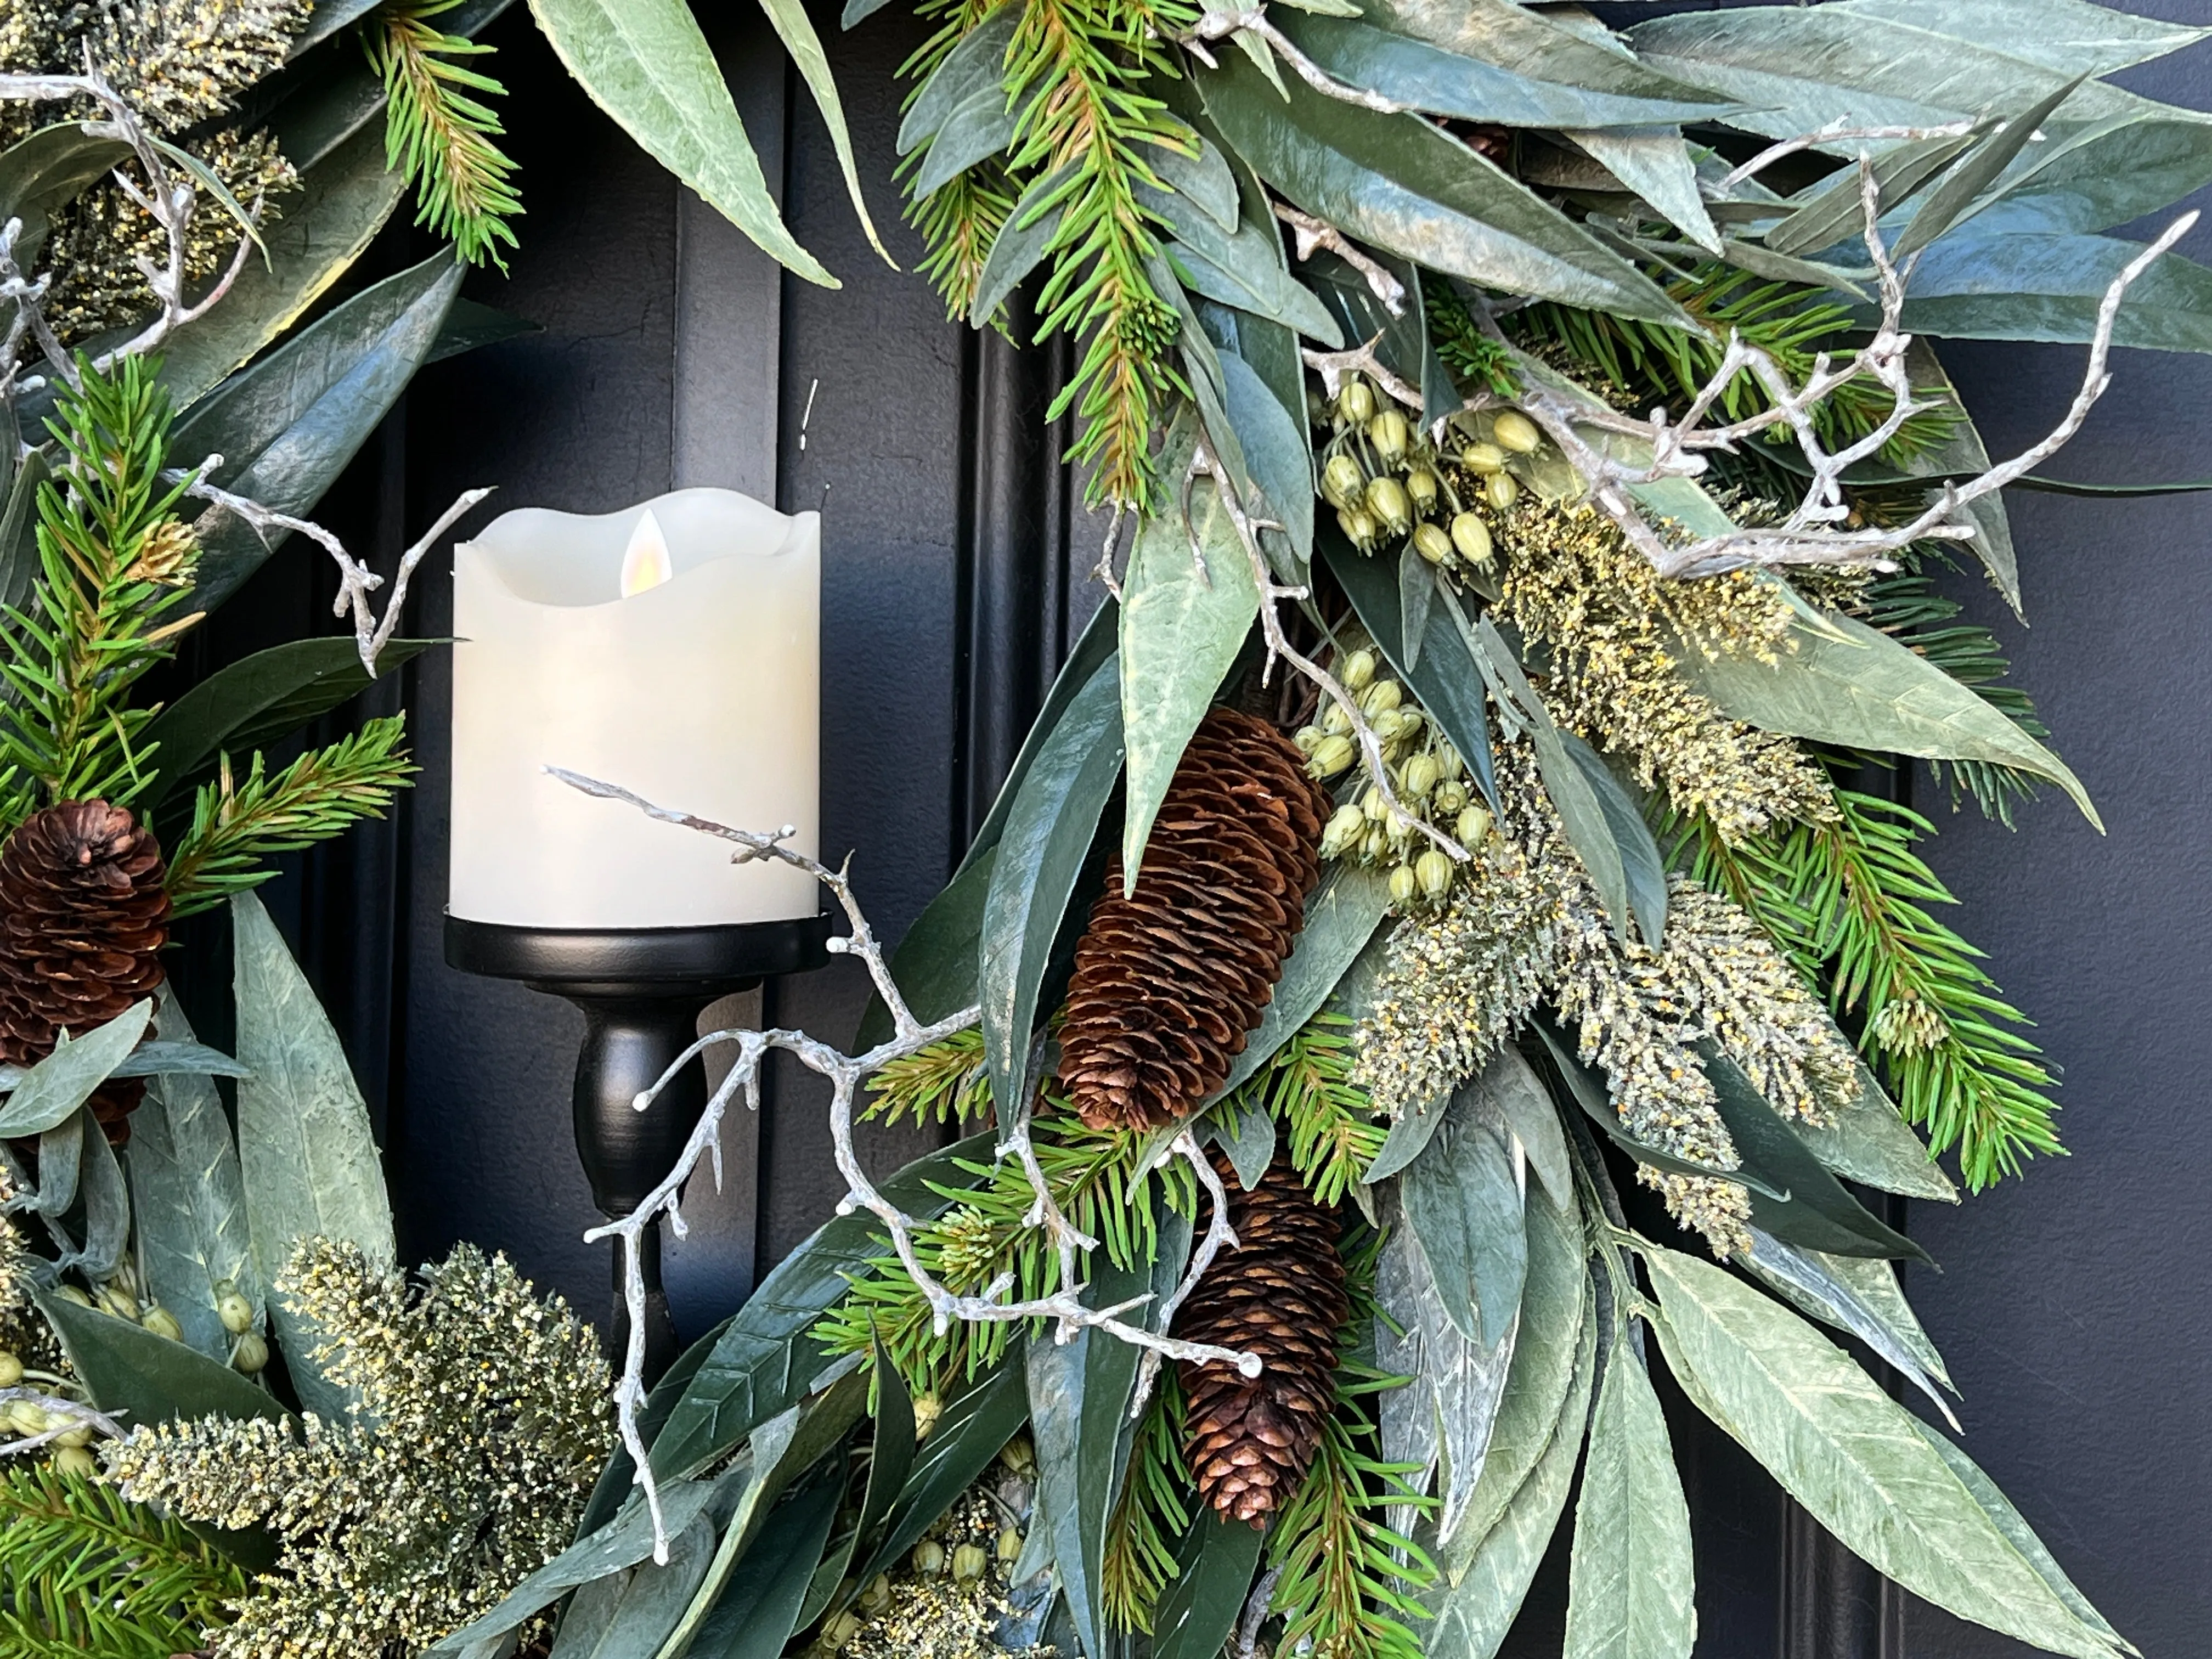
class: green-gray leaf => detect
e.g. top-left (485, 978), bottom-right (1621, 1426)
top-left (980, 654), bottom-right (1123, 1130)
top-left (1647, 1248), bottom-right (2126, 1659)
top-left (1889, 232), bottom-right (2212, 362)
top-left (970, 163), bottom-right (1074, 326)
top-left (1197, 51), bottom-right (1691, 326)
top-left (754, 0), bottom-right (891, 265)
top-left (1216, 347), bottom-right (1314, 575)
top-left (0, 1001), bottom-right (154, 1138)
top-left (1739, 1228), bottom-right (1957, 1427)
top-left (685, 1457), bottom-right (847, 1659)
top-left (128, 995), bottom-right (262, 1362)
top-left (1208, 862), bottom-right (1392, 1107)
top-left (1120, 460), bottom-right (1258, 886)
top-left (0, 125), bottom-right (131, 257)
top-left (232, 891), bottom-right (395, 1424)
top-left (1796, 1060), bottom-right (1958, 1204)
top-left (1426, 1283), bottom-right (1595, 1654)
top-left (528, 0), bottom-right (834, 285)
top-left (31, 1280), bottom-right (285, 1429)
top-left (1561, 733), bottom-right (1664, 947)
top-left (899, 6), bottom-right (1016, 154)
top-left (549, 1511), bottom-right (717, 1659)
top-left (1485, 1045), bottom-right (1572, 1211)
top-left (1152, 1511), bottom-right (1268, 1659)
top-left (910, 85), bottom-right (1017, 199)
top-left (1675, 610), bottom-right (2098, 828)
top-left (1401, 1078), bottom-right (1526, 1350)
top-left (1564, 1345), bottom-right (1694, 1659)
top-left (850, 1353), bottom-right (1030, 1589)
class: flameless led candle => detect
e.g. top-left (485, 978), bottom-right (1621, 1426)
top-left (448, 488), bottom-right (820, 929)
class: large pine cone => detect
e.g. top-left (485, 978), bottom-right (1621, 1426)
top-left (1058, 707), bottom-right (1328, 1133)
top-left (1177, 1144), bottom-right (1349, 1525)
top-left (0, 802), bottom-right (170, 1145)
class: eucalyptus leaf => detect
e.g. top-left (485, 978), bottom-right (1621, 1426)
top-left (578, 1315), bottom-right (732, 1537)
top-left (1362, 1089), bottom-right (1451, 1185)
top-left (426, 1475), bottom-right (736, 1655)
top-left (1398, 546), bottom-right (1434, 672)
top-left (686, 1458), bottom-right (847, 1659)
top-left (1647, 1248), bottom-right (2126, 1659)
top-left (851, 1355), bottom-right (1030, 1589)
top-left (1426, 1286), bottom-right (1595, 1650)
top-left (1560, 733), bottom-right (1664, 947)
top-left (232, 892), bottom-right (396, 1425)
top-left (426, 298), bottom-right (540, 364)
top-left (980, 653), bottom-right (1124, 1131)
top-left (1298, 250), bottom-right (1452, 425)
top-left (1897, 77), bottom-right (2088, 257)
top-left (899, 7), bottom-right (1016, 154)
top-left (970, 164), bottom-right (1074, 325)
top-left (1216, 1098), bottom-right (1276, 1191)
top-left (527, 0), bottom-right (834, 285)
top-left (31, 1280), bottom-right (285, 1429)
top-left (1701, 1044), bottom-right (1927, 1263)
top-left (1119, 462), bottom-right (1259, 887)
top-left (753, 0), bottom-right (893, 264)
top-left (1796, 1061), bottom-right (1957, 1204)
top-left (0, 125), bottom-right (132, 256)
top-left (74, 1116), bottom-right (129, 1281)
top-left (177, 252), bottom-right (465, 615)
top-left (650, 1132), bottom-right (996, 1485)
top-left (0, 1001), bottom-right (154, 1138)
top-left (1168, 233), bottom-right (1346, 346)
top-left (1739, 1228), bottom-right (1957, 1427)
top-left (1217, 347), bottom-right (1314, 575)
top-left (1146, 134), bottom-right (1240, 232)
top-left (1484, 1046), bottom-right (1571, 1211)
top-left (1437, 1179), bottom-right (1587, 1580)
top-left (1563, 1346), bottom-right (1695, 1659)
top-left (144, 637), bottom-right (437, 810)
top-left (129, 1013), bottom-right (261, 1362)
top-left (157, 121), bottom-right (409, 415)
top-left (1675, 611), bottom-right (2099, 828)
top-left (1763, 129), bottom-right (1977, 259)
top-left (1401, 1080), bottom-right (1526, 1350)
top-left (1889, 231), bottom-right (2212, 362)
top-left (1152, 1511), bottom-right (1268, 1659)
top-left (1570, 129), bottom-right (1719, 253)
top-left (1208, 862), bottom-right (1392, 1107)
top-left (30, 1110), bottom-right (81, 1219)
top-left (549, 1511), bottom-right (718, 1659)
top-left (1321, 529), bottom-right (1497, 810)
top-left (910, 86), bottom-right (1018, 199)
top-left (1197, 52), bottom-right (1691, 326)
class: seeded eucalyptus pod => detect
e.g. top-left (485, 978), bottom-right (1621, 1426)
top-left (1176, 1144), bottom-right (1348, 1525)
top-left (1057, 708), bottom-right (1328, 1135)
top-left (0, 800), bottom-right (169, 1144)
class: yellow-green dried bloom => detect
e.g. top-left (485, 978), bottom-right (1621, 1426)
top-left (1489, 498), bottom-right (1833, 842)
top-left (77, 0), bottom-right (311, 134)
top-left (105, 1238), bottom-right (613, 1658)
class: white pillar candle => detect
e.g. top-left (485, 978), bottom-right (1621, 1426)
top-left (449, 487), bottom-right (820, 929)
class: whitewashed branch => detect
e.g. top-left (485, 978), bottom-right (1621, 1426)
top-left (1719, 120), bottom-right (1976, 188)
top-left (1275, 204), bottom-right (1406, 315)
top-left (552, 770), bottom-right (1262, 1565)
top-left (1178, 9), bottom-right (1412, 115)
top-left (0, 1387), bottom-right (125, 1457)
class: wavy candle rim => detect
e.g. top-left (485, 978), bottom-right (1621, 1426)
top-left (461, 487), bottom-right (819, 611)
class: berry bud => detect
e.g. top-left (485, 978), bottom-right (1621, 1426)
top-left (55, 1286), bottom-right (92, 1309)
top-left (1417, 849), bottom-right (1455, 898)
top-left (1435, 780), bottom-right (1469, 815)
top-left (231, 1333), bottom-right (269, 1375)
top-left (1308, 734), bottom-right (1356, 778)
top-left (1459, 441), bottom-right (1506, 475)
top-left (1412, 522), bottom-right (1452, 565)
top-left (1492, 410), bottom-right (1542, 453)
top-left (826, 1611), bottom-right (865, 1651)
top-left (1321, 452), bottom-right (1365, 509)
top-left (0, 1353), bottom-right (20, 1388)
top-left (53, 1446), bottom-right (96, 1480)
top-left (998, 1526), bottom-right (1024, 1564)
top-left (1405, 467), bottom-right (1440, 512)
top-left (1361, 826), bottom-right (1390, 861)
top-left (1457, 805), bottom-right (1494, 845)
top-left (1360, 679), bottom-right (1403, 718)
top-left (1449, 513), bottom-right (1494, 565)
top-left (1366, 409), bottom-right (1409, 466)
top-left (1360, 783), bottom-right (1389, 822)
top-left (861, 1574), bottom-right (893, 1613)
top-left (1321, 803), bottom-right (1367, 857)
top-left (1336, 506), bottom-right (1379, 552)
top-left (1485, 471), bottom-right (1520, 510)
top-left (1338, 377), bottom-right (1375, 424)
top-left (1435, 742), bottom-right (1464, 780)
top-left (95, 1285), bottom-right (137, 1322)
top-left (1388, 864), bottom-right (1419, 905)
top-left (1364, 476), bottom-right (1411, 537)
top-left (1339, 647), bottom-right (1376, 692)
top-left (217, 1291), bottom-right (254, 1335)
top-left (1403, 754), bottom-right (1441, 798)
top-left (8, 1402), bottom-right (46, 1435)
top-left (52, 1423), bottom-right (91, 1449)
top-left (913, 1539), bottom-right (947, 1577)
top-left (952, 1543), bottom-right (989, 1583)
top-left (140, 1306), bottom-right (183, 1343)
top-left (1291, 725), bottom-right (1322, 756)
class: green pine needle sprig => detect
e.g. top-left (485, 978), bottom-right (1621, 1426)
top-left (1223, 1013), bottom-right (1385, 1207)
top-left (1680, 786), bottom-right (2061, 1189)
top-left (1103, 1373), bottom-right (1191, 1634)
top-left (815, 1117), bottom-right (1196, 1396)
top-left (165, 716), bottom-right (416, 918)
top-left (864, 1027), bottom-right (992, 1129)
top-left (0, 354), bottom-right (202, 829)
top-left (0, 1463), bottom-right (247, 1658)
top-left (368, 0), bottom-right (521, 269)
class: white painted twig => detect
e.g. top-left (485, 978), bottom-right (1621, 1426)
top-left (0, 1388), bottom-right (125, 1457)
top-left (1178, 8), bottom-right (1412, 115)
top-left (552, 770), bottom-right (1261, 1564)
top-left (1275, 203), bottom-right (1406, 315)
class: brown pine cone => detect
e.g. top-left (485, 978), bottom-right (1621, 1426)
top-left (1176, 1144), bottom-right (1349, 1525)
top-left (1058, 708), bottom-right (1328, 1133)
top-left (0, 801), bottom-right (170, 1145)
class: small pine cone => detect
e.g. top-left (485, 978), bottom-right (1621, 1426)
top-left (1058, 708), bottom-right (1328, 1133)
top-left (1176, 1145), bottom-right (1349, 1525)
top-left (0, 802), bottom-right (169, 1145)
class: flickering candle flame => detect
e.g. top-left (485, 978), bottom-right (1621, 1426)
top-left (618, 508), bottom-right (674, 597)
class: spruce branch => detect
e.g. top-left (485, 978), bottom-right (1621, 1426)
top-left (1103, 1376), bottom-right (1191, 1634)
top-left (164, 717), bottom-right (415, 918)
top-left (0, 1461), bottom-right (246, 1658)
top-left (549, 769), bottom-right (1262, 1564)
top-left (1225, 1013), bottom-right (1384, 1207)
top-left (366, 0), bottom-right (521, 269)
